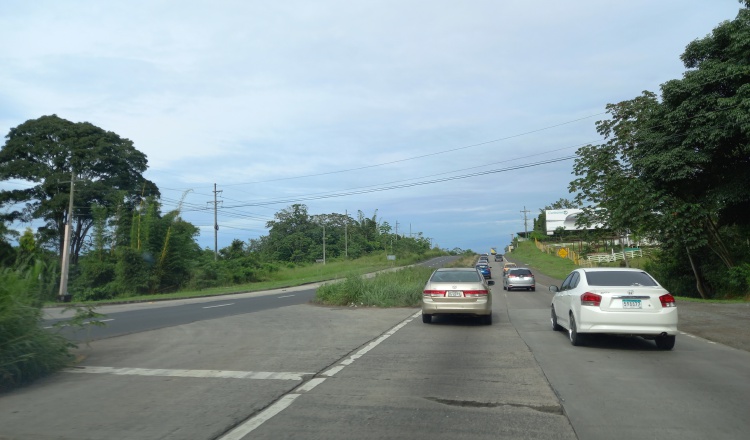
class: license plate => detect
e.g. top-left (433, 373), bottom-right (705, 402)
top-left (623, 299), bottom-right (641, 309)
top-left (447, 291), bottom-right (463, 297)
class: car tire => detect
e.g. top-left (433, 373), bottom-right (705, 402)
top-left (569, 313), bottom-right (586, 346)
top-left (422, 314), bottom-right (432, 324)
top-left (655, 334), bottom-right (676, 350)
top-left (531, 287), bottom-right (536, 292)
top-left (482, 314), bottom-right (492, 325)
top-left (503, 284), bottom-right (507, 290)
top-left (551, 307), bottom-right (563, 331)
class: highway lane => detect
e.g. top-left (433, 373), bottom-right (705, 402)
top-left (6, 255), bottom-right (747, 439)
top-left (46, 287), bottom-right (319, 342)
top-left (501, 260), bottom-right (750, 440)
top-left (44, 255), bottom-right (459, 342)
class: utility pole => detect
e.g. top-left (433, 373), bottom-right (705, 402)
top-left (521, 206), bottom-right (530, 239)
top-left (209, 184), bottom-right (222, 261)
top-left (58, 169), bottom-right (75, 302)
top-left (395, 220), bottom-right (399, 237)
top-left (344, 209), bottom-right (348, 259)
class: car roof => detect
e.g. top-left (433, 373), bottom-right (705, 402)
top-left (435, 267), bottom-right (477, 272)
top-left (579, 268), bottom-right (649, 272)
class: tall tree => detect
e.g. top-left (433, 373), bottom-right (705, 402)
top-left (631, 5), bottom-right (750, 268)
top-left (0, 115), bottom-right (159, 263)
top-left (569, 2), bottom-right (750, 296)
top-left (264, 204), bottom-right (316, 262)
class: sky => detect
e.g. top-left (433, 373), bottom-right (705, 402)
top-left (0, 0), bottom-right (743, 254)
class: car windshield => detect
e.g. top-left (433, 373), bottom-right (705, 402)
top-left (585, 271), bottom-right (658, 287)
top-left (431, 271), bottom-right (483, 283)
top-left (511, 269), bottom-right (532, 276)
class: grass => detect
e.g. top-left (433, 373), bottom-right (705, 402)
top-left (509, 241), bottom-right (749, 303)
top-left (313, 252), bottom-right (486, 307)
top-left (506, 241), bottom-right (578, 280)
top-left (1, 263), bottom-right (74, 392)
top-left (49, 251), bottom-right (447, 306)
top-left (315, 266), bottom-right (435, 307)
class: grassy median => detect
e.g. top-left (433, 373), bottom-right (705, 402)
top-left (314, 253), bottom-right (475, 307)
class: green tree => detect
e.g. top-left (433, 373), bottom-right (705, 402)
top-left (569, 2), bottom-right (750, 297)
top-left (264, 204), bottom-right (316, 262)
top-left (0, 115), bottom-right (159, 264)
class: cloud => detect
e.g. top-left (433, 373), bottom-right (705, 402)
top-left (0, 0), bottom-right (742, 252)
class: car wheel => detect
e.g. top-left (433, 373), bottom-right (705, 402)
top-left (503, 284), bottom-right (507, 290)
top-left (551, 306), bottom-right (563, 331)
top-left (655, 334), bottom-right (676, 350)
top-left (482, 314), bottom-right (492, 325)
top-left (531, 287), bottom-right (536, 292)
top-left (569, 313), bottom-right (586, 346)
top-left (422, 314), bottom-right (432, 324)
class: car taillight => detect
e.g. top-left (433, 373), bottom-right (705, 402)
top-left (423, 290), bottom-right (446, 297)
top-left (464, 290), bottom-right (489, 297)
top-left (659, 293), bottom-right (676, 308)
top-left (580, 292), bottom-right (602, 306)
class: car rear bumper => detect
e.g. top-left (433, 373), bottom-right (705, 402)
top-left (422, 300), bottom-right (491, 316)
top-left (506, 282), bottom-right (534, 289)
top-left (578, 307), bottom-right (678, 335)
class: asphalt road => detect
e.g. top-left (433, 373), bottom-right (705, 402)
top-left (42, 256), bottom-right (458, 343)
top-left (2, 256), bottom-right (748, 439)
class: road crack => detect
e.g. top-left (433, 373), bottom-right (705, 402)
top-left (424, 397), bottom-right (564, 415)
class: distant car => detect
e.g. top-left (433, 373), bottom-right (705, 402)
top-left (475, 264), bottom-right (492, 279)
top-left (477, 256), bottom-right (490, 265)
top-left (422, 268), bottom-right (494, 325)
top-left (494, 254), bottom-right (503, 262)
top-left (502, 262), bottom-right (517, 276)
top-left (503, 267), bottom-right (535, 291)
top-left (549, 268), bottom-right (678, 350)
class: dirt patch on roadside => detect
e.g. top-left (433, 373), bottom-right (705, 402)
top-left (673, 301), bottom-right (750, 352)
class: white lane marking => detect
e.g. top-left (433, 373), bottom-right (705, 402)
top-left (219, 310), bottom-right (421, 439)
top-left (294, 377), bottom-right (326, 393)
top-left (220, 394), bottom-right (300, 440)
top-left (64, 366), bottom-right (311, 381)
top-left (44, 318), bottom-right (114, 329)
top-left (277, 295), bottom-right (295, 298)
top-left (680, 331), bottom-right (717, 344)
top-left (203, 303), bottom-right (234, 309)
top-left (322, 311), bottom-right (419, 377)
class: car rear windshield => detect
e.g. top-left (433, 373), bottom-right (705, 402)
top-left (585, 271), bottom-right (658, 287)
top-left (431, 271), bottom-right (482, 283)
top-left (511, 269), bottom-right (532, 276)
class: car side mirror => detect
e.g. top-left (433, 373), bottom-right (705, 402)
top-left (549, 285), bottom-right (560, 293)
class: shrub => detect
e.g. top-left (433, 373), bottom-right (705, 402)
top-left (0, 263), bottom-right (74, 392)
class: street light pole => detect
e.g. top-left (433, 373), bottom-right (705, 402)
top-left (58, 168), bottom-right (75, 302)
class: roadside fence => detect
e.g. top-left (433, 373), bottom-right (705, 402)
top-left (533, 239), bottom-right (652, 267)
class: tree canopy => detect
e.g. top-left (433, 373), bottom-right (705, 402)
top-left (0, 115), bottom-right (159, 263)
top-left (569, 3), bottom-right (750, 297)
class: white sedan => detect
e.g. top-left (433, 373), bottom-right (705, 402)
top-left (549, 268), bottom-right (678, 350)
